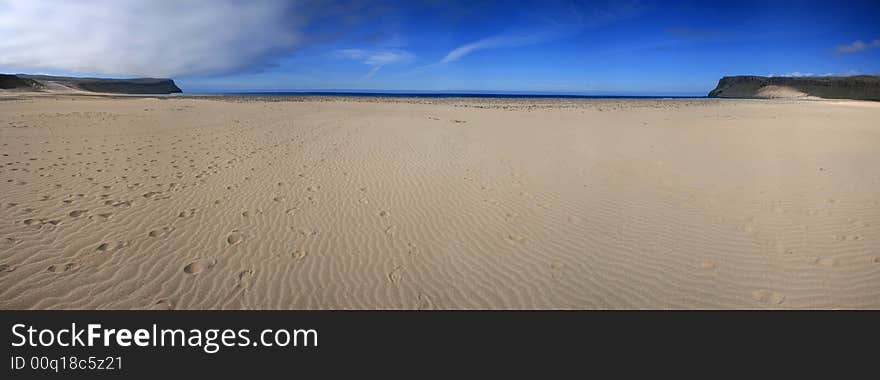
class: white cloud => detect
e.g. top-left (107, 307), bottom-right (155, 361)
top-left (428, 0), bottom-right (643, 67)
top-left (782, 72), bottom-right (815, 77)
top-left (835, 39), bottom-right (880, 54)
top-left (438, 32), bottom-right (553, 64)
top-left (0, 0), bottom-right (305, 77)
top-left (768, 70), bottom-right (861, 77)
top-left (337, 48), bottom-right (414, 78)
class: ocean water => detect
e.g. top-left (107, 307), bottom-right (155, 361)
top-left (191, 91), bottom-right (706, 99)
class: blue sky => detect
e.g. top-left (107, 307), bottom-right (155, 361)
top-left (2, 0), bottom-right (879, 95)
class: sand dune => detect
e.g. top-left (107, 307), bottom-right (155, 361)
top-left (754, 85), bottom-right (817, 99)
top-left (1, 95), bottom-right (879, 309)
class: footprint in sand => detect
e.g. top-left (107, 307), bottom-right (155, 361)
top-left (2, 237), bottom-right (20, 248)
top-left (751, 289), bottom-right (786, 305)
top-left (416, 293), bottom-right (434, 310)
top-left (143, 191), bottom-right (161, 198)
top-left (96, 241), bottom-right (128, 252)
top-left (506, 234), bottom-right (528, 245)
top-left (384, 225), bottom-right (397, 236)
top-left (148, 226), bottom-right (174, 238)
top-left (183, 258), bottom-right (217, 275)
top-left (387, 266), bottom-right (404, 284)
top-left (148, 299), bottom-right (175, 310)
top-left (291, 250), bottom-right (308, 261)
top-left (549, 262), bottom-right (567, 280)
top-left (68, 209), bottom-right (87, 217)
top-left (177, 209), bottom-right (196, 218)
top-left (235, 269), bottom-right (255, 290)
top-left (47, 262), bottom-right (77, 273)
top-left (226, 230), bottom-right (244, 245)
top-left (293, 228), bottom-right (318, 238)
top-left (406, 243), bottom-right (420, 256)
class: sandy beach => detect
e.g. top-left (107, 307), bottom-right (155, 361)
top-left (1, 95), bottom-right (878, 309)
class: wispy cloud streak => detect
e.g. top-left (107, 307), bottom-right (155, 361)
top-left (438, 31), bottom-right (559, 64)
top-left (425, 0), bottom-right (643, 67)
top-left (337, 48), bottom-right (414, 78)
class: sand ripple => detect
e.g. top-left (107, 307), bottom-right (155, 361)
top-left (1, 96), bottom-right (879, 309)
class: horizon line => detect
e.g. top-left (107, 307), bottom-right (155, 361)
top-left (182, 89), bottom-right (710, 97)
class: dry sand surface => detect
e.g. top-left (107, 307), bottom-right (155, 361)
top-left (1, 94), bottom-right (879, 309)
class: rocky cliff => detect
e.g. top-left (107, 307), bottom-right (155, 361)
top-left (2, 74), bottom-right (182, 94)
top-left (0, 74), bottom-right (42, 90)
top-left (708, 75), bottom-right (880, 100)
